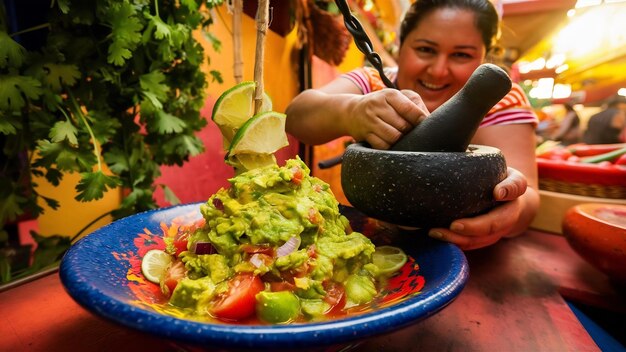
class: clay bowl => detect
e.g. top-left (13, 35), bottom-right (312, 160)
top-left (341, 143), bottom-right (507, 228)
top-left (562, 203), bottom-right (626, 285)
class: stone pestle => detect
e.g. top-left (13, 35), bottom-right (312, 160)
top-left (391, 63), bottom-right (512, 153)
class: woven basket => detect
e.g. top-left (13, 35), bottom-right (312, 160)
top-left (539, 178), bottom-right (626, 199)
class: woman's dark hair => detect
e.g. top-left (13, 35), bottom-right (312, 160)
top-left (400, 0), bottom-right (500, 53)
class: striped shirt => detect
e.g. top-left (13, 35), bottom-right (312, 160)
top-left (342, 66), bottom-right (538, 127)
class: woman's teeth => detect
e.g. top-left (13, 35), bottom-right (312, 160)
top-left (421, 81), bottom-right (445, 90)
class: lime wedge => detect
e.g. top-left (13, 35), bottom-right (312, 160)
top-left (212, 81), bottom-right (272, 145)
top-left (372, 246), bottom-right (407, 276)
top-left (141, 249), bottom-right (172, 284)
top-left (227, 111), bottom-right (289, 157)
top-left (227, 153), bottom-right (277, 172)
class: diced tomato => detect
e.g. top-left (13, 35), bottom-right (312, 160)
top-left (306, 244), bottom-right (317, 258)
top-left (323, 281), bottom-right (346, 314)
top-left (615, 154), bottom-right (626, 166)
top-left (172, 230), bottom-right (190, 257)
top-left (163, 260), bottom-right (186, 296)
top-left (270, 280), bottom-right (296, 292)
top-left (291, 167), bottom-right (303, 185)
top-left (209, 273), bottom-right (264, 321)
top-left (308, 208), bottom-right (321, 224)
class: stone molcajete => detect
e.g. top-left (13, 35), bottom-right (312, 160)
top-left (342, 64), bottom-right (511, 228)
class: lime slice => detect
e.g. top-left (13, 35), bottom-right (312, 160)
top-left (212, 81), bottom-right (272, 145)
top-left (227, 153), bottom-right (277, 172)
top-left (227, 111), bottom-right (289, 156)
top-left (141, 249), bottom-right (172, 284)
top-left (372, 246), bottom-right (407, 276)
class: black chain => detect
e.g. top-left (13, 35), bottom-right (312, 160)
top-left (334, 0), bottom-right (396, 89)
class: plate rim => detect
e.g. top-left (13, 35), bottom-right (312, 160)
top-left (60, 202), bottom-right (469, 349)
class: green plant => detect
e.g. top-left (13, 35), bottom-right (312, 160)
top-left (0, 0), bottom-right (224, 283)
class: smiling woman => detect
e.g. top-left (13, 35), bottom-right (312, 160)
top-left (286, 0), bottom-right (540, 251)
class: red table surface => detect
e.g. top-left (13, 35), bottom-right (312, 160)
top-left (1, 230), bottom-right (622, 352)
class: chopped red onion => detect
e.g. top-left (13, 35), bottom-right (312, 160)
top-left (276, 236), bottom-right (301, 257)
top-left (249, 253), bottom-right (264, 268)
top-left (192, 241), bottom-right (215, 255)
top-left (212, 198), bottom-right (224, 211)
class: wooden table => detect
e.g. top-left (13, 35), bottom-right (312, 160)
top-left (1, 230), bottom-right (622, 351)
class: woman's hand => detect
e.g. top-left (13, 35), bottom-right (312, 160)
top-left (346, 89), bottom-right (428, 149)
top-left (427, 167), bottom-right (528, 250)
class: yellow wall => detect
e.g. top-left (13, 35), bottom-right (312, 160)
top-left (34, 166), bottom-right (122, 240)
top-left (200, 6), bottom-right (300, 114)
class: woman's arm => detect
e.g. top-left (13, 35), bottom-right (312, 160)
top-left (285, 78), bottom-right (428, 149)
top-left (428, 123), bottom-right (540, 250)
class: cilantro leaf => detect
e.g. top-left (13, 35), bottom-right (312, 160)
top-left (104, 148), bottom-right (130, 174)
top-left (34, 139), bottom-right (95, 172)
top-left (153, 110), bottom-right (187, 134)
top-left (50, 120), bottom-right (78, 145)
top-left (108, 41), bottom-right (133, 66)
top-left (0, 191), bottom-right (25, 225)
top-left (75, 171), bottom-right (121, 201)
top-left (0, 31), bottom-right (26, 69)
top-left (90, 112), bottom-right (122, 144)
top-left (0, 113), bottom-right (20, 135)
top-left (40, 195), bottom-right (60, 210)
top-left (139, 71), bottom-right (169, 100)
top-left (141, 91), bottom-right (163, 110)
top-left (210, 69), bottom-right (223, 83)
top-left (163, 134), bottom-right (204, 158)
top-left (0, 73), bottom-right (43, 110)
top-left (180, 0), bottom-right (199, 10)
top-left (145, 13), bottom-right (171, 41)
top-left (56, 0), bottom-right (71, 14)
top-left (44, 168), bottom-right (63, 187)
top-left (161, 184), bottom-right (181, 205)
top-left (43, 63), bottom-right (81, 92)
top-left (105, 2), bottom-right (143, 66)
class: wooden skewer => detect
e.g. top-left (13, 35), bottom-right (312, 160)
top-left (232, 0), bottom-right (243, 84)
top-left (254, 0), bottom-right (269, 115)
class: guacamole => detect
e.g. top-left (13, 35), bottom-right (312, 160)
top-left (163, 158), bottom-right (391, 323)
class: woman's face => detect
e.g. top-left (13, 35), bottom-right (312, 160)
top-left (396, 8), bottom-right (487, 112)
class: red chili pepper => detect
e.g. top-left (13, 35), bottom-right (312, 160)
top-left (537, 159), bottom-right (626, 186)
top-left (568, 143), bottom-right (626, 157)
top-left (615, 154), bottom-right (626, 166)
top-left (537, 147), bottom-right (573, 161)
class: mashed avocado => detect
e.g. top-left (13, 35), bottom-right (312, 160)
top-left (171, 158), bottom-right (383, 322)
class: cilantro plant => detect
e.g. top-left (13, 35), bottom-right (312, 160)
top-left (0, 0), bottom-right (224, 283)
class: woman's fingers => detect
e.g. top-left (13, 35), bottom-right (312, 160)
top-left (428, 199), bottom-right (522, 250)
top-left (351, 89), bottom-right (429, 149)
top-left (494, 167), bottom-right (527, 201)
top-left (399, 89), bottom-right (430, 125)
top-left (359, 90), bottom-right (429, 147)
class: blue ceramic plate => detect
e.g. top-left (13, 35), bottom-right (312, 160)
top-left (60, 203), bottom-right (468, 350)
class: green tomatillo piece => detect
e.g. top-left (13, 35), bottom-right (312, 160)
top-left (256, 291), bottom-right (300, 324)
